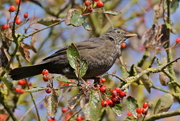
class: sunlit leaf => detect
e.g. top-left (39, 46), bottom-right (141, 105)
top-left (56, 76), bottom-right (72, 83)
top-left (82, 22), bottom-right (92, 31)
top-left (126, 96), bottom-right (138, 118)
top-left (68, 93), bottom-right (83, 110)
top-left (26, 87), bottom-right (44, 92)
top-left (89, 91), bottom-right (100, 109)
top-left (154, 93), bottom-right (174, 114)
top-left (44, 91), bottom-right (58, 118)
top-left (37, 18), bottom-right (61, 26)
top-left (77, 60), bottom-right (88, 78)
top-left (104, 10), bottom-right (121, 16)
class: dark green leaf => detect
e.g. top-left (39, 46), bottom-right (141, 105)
top-left (104, 10), bottom-right (121, 16)
top-left (126, 96), bottom-right (138, 118)
top-left (56, 76), bottom-right (72, 83)
top-left (44, 91), bottom-right (58, 118)
top-left (26, 87), bottom-right (44, 92)
top-left (67, 43), bottom-right (80, 69)
top-left (111, 104), bottom-right (122, 116)
top-left (154, 93), bottom-right (174, 114)
top-left (37, 18), bottom-right (61, 26)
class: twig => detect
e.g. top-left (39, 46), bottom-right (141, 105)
top-left (67, 109), bottom-right (82, 121)
top-left (145, 109), bottom-right (180, 121)
top-left (19, 98), bottom-right (44, 121)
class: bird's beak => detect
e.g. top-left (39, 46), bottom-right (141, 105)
top-left (125, 33), bottom-right (137, 38)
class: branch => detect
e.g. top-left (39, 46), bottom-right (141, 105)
top-left (145, 109), bottom-right (180, 121)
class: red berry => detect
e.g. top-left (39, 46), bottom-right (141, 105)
top-left (121, 43), bottom-right (126, 48)
top-left (119, 91), bottom-right (126, 97)
top-left (9, 5), bottom-right (16, 12)
top-left (96, 1), bottom-right (104, 8)
top-left (43, 75), bottom-right (50, 82)
top-left (15, 0), bottom-right (21, 5)
top-left (45, 87), bottom-right (52, 93)
top-left (92, 0), bottom-right (99, 1)
top-left (111, 89), bottom-right (118, 96)
top-left (142, 108), bottom-right (147, 114)
top-left (99, 86), bottom-right (107, 93)
top-left (101, 100), bottom-right (108, 107)
top-left (136, 13), bottom-right (142, 17)
top-left (2, 24), bottom-right (9, 30)
top-left (42, 69), bottom-right (49, 75)
top-left (87, 7), bottom-right (93, 12)
top-left (48, 118), bottom-right (56, 121)
top-left (15, 88), bottom-right (24, 94)
top-left (176, 37), bottom-right (180, 43)
top-left (143, 102), bottom-right (148, 108)
top-left (76, 116), bottom-right (83, 121)
top-left (115, 87), bottom-right (122, 93)
top-left (127, 111), bottom-right (132, 116)
top-left (15, 19), bottom-right (21, 25)
top-left (137, 113), bottom-right (141, 118)
top-left (106, 99), bottom-right (113, 105)
top-left (141, 17), bottom-right (146, 22)
top-left (84, 1), bottom-right (91, 6)
top-left (136, 108), bottom-right (143, 114)
top-left (24, 13), bottom-right (28, 18)
top-left (100, 78), bottom-right (106, 83)
top-left (111, 96), bottom-right (120, 104)
top-left (18, 79), bottom-right (27, 86)
top-left (62, 107), bottom-right (67, 113)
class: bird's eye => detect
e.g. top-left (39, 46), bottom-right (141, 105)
top-left (108, 36), bottom-right (115, 41)
top-left (117, 30), bottom-right (120, 33)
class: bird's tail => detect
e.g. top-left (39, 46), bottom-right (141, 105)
top-left (9, 64), bottom-right (47, 80)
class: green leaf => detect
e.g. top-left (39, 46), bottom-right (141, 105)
top-left (37, 18), bottom-right (61, 26)
top-left (67, 43), bottom-right (80, 69)
top-left (111, 104), bottom-right (122, 116)
top-left (154, 93), bottom-right (174, 114)
top-left (126, 96), bottom-right (138, 118)
top-left (65, 9), bottom-right (85, 27)
top-left (170, 0), bottom-right (180, 14)
top-left (82, 22), bottom-right (92, 31)
top-left (89, 91), bottom-right (100, 109)
top-left (44, 91), bottom-right (58, 118)
top-left (82, 102), bottom-right (102, 121)
top-left (77, 60), bottom-right (88, 78)
top-left (56, 76), bottom-right (72, 83)
top-left (67, 43), bottom-right (88, 78)
top-left (104, 10), bottom-right (121, 16)
top-left (26, 87), bottom-right (44, 92)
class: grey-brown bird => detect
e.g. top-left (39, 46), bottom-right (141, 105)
top-left (9, 28), bottom-right (137, 80)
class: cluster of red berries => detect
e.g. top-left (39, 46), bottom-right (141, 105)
top-left (2, 0), bottom-right (29, 30)
top-left (42, 69), bottom-right (50, 82)
top-left (84, 0), bottom-right (104, 13)
top-left (15, 79), bottom-right (26, 94)
top-left (100, 86), bottom-right (126, 107)
top-left (136, 102), bottom-right (148, 118)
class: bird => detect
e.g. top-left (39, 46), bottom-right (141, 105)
top-left (9, 28), bottom-right (137, 80)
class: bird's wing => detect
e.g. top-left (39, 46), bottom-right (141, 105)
top-left (42, 37), bottom-right (103, 62)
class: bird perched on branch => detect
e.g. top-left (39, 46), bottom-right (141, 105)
top-left (9, 28), bottom-right (137, 80)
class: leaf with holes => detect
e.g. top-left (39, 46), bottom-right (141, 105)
top-left (126, 96), bottom-right (138, 118)
top-left (65, 8), bottom-right (85, 27)
top-left (44, 91), bottom-right (58, 118)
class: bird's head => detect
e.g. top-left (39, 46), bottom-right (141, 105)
top-left (103, 28), bottom-right (137, 45)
